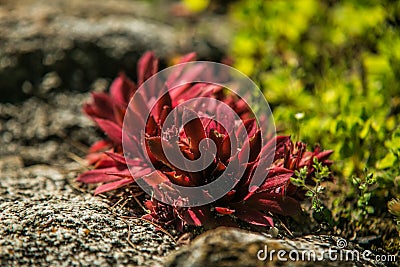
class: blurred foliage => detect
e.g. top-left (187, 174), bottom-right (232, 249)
top-left (182, 0), bottom-right (210, 13)
top-left (351, 170), bottom-right (377, 223)
top-left (230, 0), bottom-right (400, 233)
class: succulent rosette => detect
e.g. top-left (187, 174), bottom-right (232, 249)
top-left (77, 52), bottom-right (333, 231)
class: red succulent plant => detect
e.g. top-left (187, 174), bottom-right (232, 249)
top-left (77, 51), bottom-right (333, 231)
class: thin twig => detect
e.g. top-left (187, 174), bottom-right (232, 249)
top-left (110, 197), bottom-right (125, 211)
top-left (66, 152), bottom-right (90, 170)
top-left (57, 131), bottom-right (89, 153)
top-left (276, 216), bottom-right (294, 238)
top-left (125, 221), bottom-right (136, 249)
top-left (66, 177), bottom-right (88, 194)
top-left (134, 195), bottom-right (149, 213)
top-left (116, 211), bottom-right (177, 243)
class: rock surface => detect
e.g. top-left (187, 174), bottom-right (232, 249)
top-left (0, 91), bottom-right (178, 266)
top-left (0, 92), bottom-right (97, 164)
top-left (0, 159), bottom-right (176, 267)
top-left (164, 227), bottom-right (388, 267)
top-left (0, 0), bottom-right (228, 102)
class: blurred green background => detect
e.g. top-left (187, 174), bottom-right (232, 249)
top-left (229, 0), bottom-right (400, 239)
top-left (182, 0), bottom-right (400, 243)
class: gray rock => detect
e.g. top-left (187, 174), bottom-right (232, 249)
top-left (0, 0), bottom-right (227, 102)
top-left (0, 160), bottom-right (176, 267)
top-left (0, 92), bottom-right (97, 165)
top-left (164, 227), bottom-right (386, 267)
top-left (0, 88), bottom-right (179, 266)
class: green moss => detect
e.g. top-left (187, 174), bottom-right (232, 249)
top-left (230, 0), bottom-right (400, 248)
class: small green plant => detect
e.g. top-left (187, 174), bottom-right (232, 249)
top-left (290, 157), bottom-right (335, 227)
top-left (351, 170), bottom-right (377, 223)
top-left (291, 157), bottom-right (331, 213)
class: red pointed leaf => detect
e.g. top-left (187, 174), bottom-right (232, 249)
top-left (104, 152), bottom-right (126, 165)
top-left (77, 168), bottom-right (121, 183)
top-left (248, 130), bottom-right (262, 162)
top-left (145, 115), bottom-right (158, 136)
top-left (127, 167), bottom-right (152, 179)
top-left (145, 136), bottom-right (175, 169)
top-left (94, 118), bottom-right (122, 145)
top-left (183, 207), bottom-right (209, 226)
top-left (215, 207), bottom-right (235, 215)
top-left (144, 200), bottom-right (155, 212)
top-left (165, 171), bottom-right (192, 186)
top-left (232, 206), bottom-right (274, 227)
top-left (94, 158), bottom-right (119, 168)
top-left (138, 51), bottom-right (158, 86)
top-left (257, 167), bottom-right (293, 193)
top-left (140, 170), bottom-right (170, 188)
top-left (88, 139), bottom-right (112, 153)
top-left (213, 131), bottom-right (232, 163)
top-left (86, 152), bottom-right (108, 165)
top-left (178, 52), bottom-right (197, 63)
top-left (86, 93), bottom-right (115, 121)
top-left (128, 91), bottom-right (149, 118)
top-left (183, 109), bottom-right (206, 157)
top-left (245, 192), bottom-right (301, 216)
top-left (110, 72), bottom-right (136, 106)
top-left (154, 92), bottom-right (172, 123)
top-left (315, 150), bottom-right (334, 162)
top-left (94, 178), bottom-right (134, 195)
top-left (260, 135), bottom-right (290, 162)
top-left (124, 107), bottom-right (145, 137)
